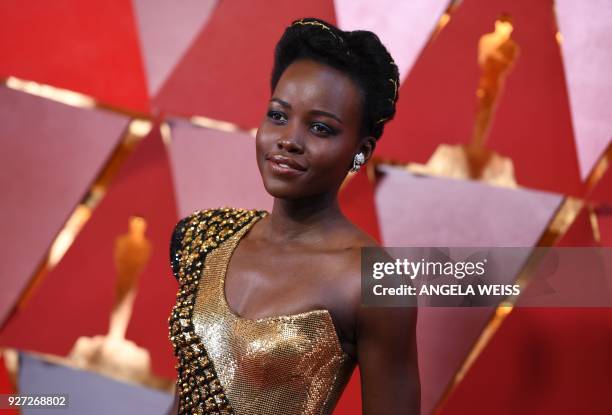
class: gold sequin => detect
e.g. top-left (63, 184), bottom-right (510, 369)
top-left (169, 208), bottom-right (356, 414)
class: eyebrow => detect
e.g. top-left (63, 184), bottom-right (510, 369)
top-left (270, 98), bottom-right (343, 124)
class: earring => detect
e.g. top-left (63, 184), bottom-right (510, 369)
top-left (350, 152), bottom-right (365, 172)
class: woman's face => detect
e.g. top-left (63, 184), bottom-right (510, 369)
top-left (256, 59), bottom-right (365, 200)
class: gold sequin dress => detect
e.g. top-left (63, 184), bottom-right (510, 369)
top-left (168, 207), bottom-right (356, 415)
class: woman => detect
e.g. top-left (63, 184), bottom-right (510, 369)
top-left (168, 17), bottom-right (420, 415)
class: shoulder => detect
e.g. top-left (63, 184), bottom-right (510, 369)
top-left (339, 231), bottom-right (417, 344)
top-left (169, 207), bottom-right (267, 282)
top-left (171, 207), bottom-right (267, 242)
top-left (169, 208), bottom-right (218, 258)
top-left (330, 228), bottom-right (381, 334)
top-left (337, 225), bottom-right (381, 303)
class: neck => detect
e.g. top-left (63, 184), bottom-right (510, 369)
top-left (264, 193), bottom-right (347, 244)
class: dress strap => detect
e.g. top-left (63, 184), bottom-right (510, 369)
top-left (168, 207), bottom-right (266, 414)
top-left (169, 207), bottom-right (266, 285)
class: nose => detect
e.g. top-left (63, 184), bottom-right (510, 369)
top-left (276, 135), bottom-right (304, 154)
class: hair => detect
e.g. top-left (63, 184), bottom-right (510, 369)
top-left (271, 17), bottom-right (400, 140)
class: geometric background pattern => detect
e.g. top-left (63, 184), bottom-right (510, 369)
top-left (1, 1), bottom-right (611, 413)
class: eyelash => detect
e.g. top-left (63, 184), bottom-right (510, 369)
top-left (266, 110), bottom-right (337, 137)
top-left (267, 110), bottom-right (287, 124)
top-left (311, 122), bottom-right (334, 136)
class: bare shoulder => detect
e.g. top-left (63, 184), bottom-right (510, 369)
top-left (332, 223), bottom-right (383, 327)
top-left (342, 223), bottom-right (418, 356)
top-left (348, 223), bottom-right (380, 249)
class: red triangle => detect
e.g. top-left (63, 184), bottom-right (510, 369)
top-left (154, 0), bottom-right (337, 128)
top-left (0, 1), bottom-right (148, 112)
top-left (586, 164), bottom-right (612, 205)
top-left (339, 170), bottom-right (382, 243)
top-left (0, 355), bottom-right (17, 415)
top-left (377, 0), bottom-right (582, 196)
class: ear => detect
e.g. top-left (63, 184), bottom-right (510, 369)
top-left (359, 136), bottom-right (377, 163)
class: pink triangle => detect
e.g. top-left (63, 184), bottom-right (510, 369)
top-left (133, 0), bottom-right (217, 96)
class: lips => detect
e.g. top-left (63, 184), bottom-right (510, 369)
top-left (266, 153), bottom-right (307, 171)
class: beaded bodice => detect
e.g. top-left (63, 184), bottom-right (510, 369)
top-left (168, 208), bottom-right (356, 414)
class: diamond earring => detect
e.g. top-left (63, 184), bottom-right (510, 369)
top-left (350, 152), bottom-right (365, 172)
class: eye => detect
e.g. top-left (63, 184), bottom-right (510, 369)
top-left (311, 122), bottom-right (336, 137)
top-left (267, 110), bottom-right (287, 124)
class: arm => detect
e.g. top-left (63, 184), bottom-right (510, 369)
top-left (356, 305), bottom-right (420, 414)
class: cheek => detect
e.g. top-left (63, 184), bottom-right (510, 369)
top-left (255, 124), bottom-right (277, 172)
top-left (255, 133), bottom-right (266, 172)
top-left (308, 140), bottom-right (353, 175)
top-left (255, 124), bottom-right (270, 155)
top-left (256, 121), bottom-right (277, 146)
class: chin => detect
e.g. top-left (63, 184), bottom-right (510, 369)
top-left (261, 176), bottom-right (305, 200)
top-left (258, 159), bottom-right (308, 199)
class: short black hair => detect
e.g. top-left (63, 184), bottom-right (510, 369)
top-left (271, 17), bottom-right (400, 140)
